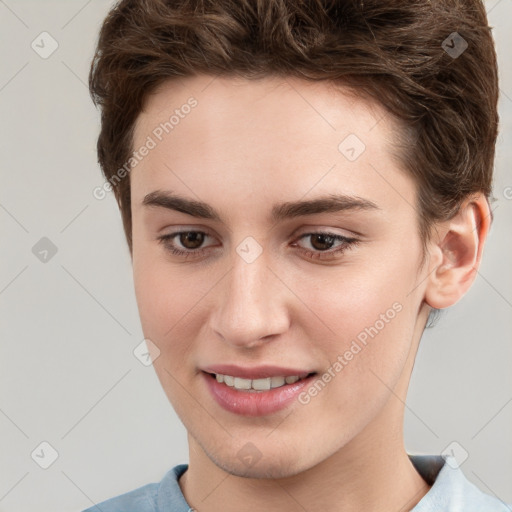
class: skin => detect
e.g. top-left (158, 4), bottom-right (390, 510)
top-left (129, 74), bottom-right (490, 512)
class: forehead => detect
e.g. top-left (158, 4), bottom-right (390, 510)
top-left (134, 74), bottom-right (390, 149)
top-left (130, 74), bottom-right (415, 220)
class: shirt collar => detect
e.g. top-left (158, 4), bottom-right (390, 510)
top-left (409, 454), bottom-right (508, 511)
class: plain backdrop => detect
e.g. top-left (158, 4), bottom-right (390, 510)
top-left (1, 1), bottom-right (511, 511)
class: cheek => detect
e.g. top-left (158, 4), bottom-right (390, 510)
top-left (291, 250), bottom-right (419, 394)
top-left (132, 251), bottom-right (211, 369)
top-left (133, 256), bottom-right (167, 338)
top-left (291, 280), bottom-right (415, 441)
top-left (293, 252), bottom-right (416, 343)
top-left (132, 258), bottom-right (202, 413)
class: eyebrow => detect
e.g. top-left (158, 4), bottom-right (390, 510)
top-left (142, 190), bottom-right (379, 223)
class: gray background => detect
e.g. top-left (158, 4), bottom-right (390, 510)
top-left (0, 1), bottom-right (511, 510)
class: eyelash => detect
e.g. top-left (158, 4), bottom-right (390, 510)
top-left (157, 230), bottom-right (360, 261)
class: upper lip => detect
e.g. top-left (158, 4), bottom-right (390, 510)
top-left (201, 364), bottom-right (314, 380)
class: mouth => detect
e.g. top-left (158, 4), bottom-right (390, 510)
top-left (199, 363), bottom-right (319, 415)
top-left (201, 368), bottom-right (318, 416)
top-left (203, 371), bottom-right (317, 393)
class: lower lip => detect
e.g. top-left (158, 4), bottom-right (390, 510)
top-left (201, 371), bottom-right (316, 416)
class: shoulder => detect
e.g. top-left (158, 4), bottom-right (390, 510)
top-left (81, 464), bottom-right (190, 512)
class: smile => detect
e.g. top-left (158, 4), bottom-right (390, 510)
top-left (211, 372), bottom-right (313, 392)
top-left (202, 371), bottom-right (318, 416)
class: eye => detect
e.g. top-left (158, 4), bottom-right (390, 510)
top-left (292, 232), bottom-right (359, 261)
top-left (157, 230), bottom-right (216, 259)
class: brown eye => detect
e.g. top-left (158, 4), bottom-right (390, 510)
top-left (178, 231), bottom-right (205, 250)
top-left (309, 233), bottom-right (337, 251)
top-left (157, 230), bottom-right (215, 260)
top-left (294, 232), bottom-right (360, 261)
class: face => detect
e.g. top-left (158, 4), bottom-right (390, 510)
top-left (130, 74), bottom-right (430, 478)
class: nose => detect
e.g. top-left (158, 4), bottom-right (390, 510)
top-left (209, 246), bottom-right (290, 349)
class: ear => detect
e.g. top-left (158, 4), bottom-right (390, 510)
top-left (424, 194), bottom-right (491, 309)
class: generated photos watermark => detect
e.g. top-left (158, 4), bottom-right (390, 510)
top-left (92, 97), bottom-right (198, 200)
top-left (298, 301), bottom-right (403, 405)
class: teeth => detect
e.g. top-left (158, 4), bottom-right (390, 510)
top-left (270, 376), bottom-right (285, 387)
top-left (234, 377), bottom-right (252, 390)
top-left (213, 373), bottom-right (306, 391)
top-left (253, 378), bottom-right (271, 391)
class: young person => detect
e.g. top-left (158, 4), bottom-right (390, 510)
top-left (84, 0), bottom-right (509, 510)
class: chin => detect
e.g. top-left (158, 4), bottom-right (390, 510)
top-left (217, 456), bottom-right (307, 480)
top-left (204, 440), bottom-right (319, 480)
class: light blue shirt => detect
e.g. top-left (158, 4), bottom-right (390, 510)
top-left (82, 454), bottom-right (511, 511)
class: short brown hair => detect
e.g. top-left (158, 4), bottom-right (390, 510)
top-left (89, 0), bottom-right (499, 255)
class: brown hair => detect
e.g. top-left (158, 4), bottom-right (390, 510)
top-left (89, 0), bottom-right (499, 257)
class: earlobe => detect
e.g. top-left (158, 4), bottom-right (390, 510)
top-left (424, 194), bottom-right (491, 310)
